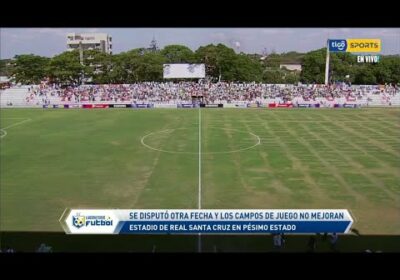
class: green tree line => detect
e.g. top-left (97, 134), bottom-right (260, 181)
top-left (1, 44), bottom-right (399, 85)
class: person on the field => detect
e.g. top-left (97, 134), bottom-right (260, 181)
top-left (330, 233), bottom-right (338, 251)
top-left (307, 235), bottom-right (316, 252)
top-left (273, 234), bottom-right (283, 251)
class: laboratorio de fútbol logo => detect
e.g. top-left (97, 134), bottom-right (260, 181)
top-left (72, 213), bottom-right (113, 229)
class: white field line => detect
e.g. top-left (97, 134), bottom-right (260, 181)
top-left (198, 107), bottom-right (202, 253)
top-left (198, 108), bottom-right (202, 210)
top-left (0, 118), bottom-right (31, 139)
top-left (138, 112), bottom-right (263, 253)
top-left (140, 127), bottom-right (261, 155)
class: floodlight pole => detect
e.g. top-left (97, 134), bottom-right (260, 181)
top-left (325, 39), bottom-right (330, 85)
top-left (79, 41), bottom-right (84, 66)
top-left (79, 41), bottom-right (84, 85)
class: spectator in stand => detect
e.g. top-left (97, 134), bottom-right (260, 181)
top-left (27, 82), bottom-right (400, 106)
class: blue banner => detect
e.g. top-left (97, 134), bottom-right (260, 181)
top-left (298, 104), bottom-right (311, 108)
top-left (132, 104), bottom-right (153, 108)
top-left (178, 104), bottom-right (194, 108)
top-left (111, 104), bottom-right (128, 108)
top-left (328, 39), bottom-right (347, 52)
top-left (61, 209), bottom-right (353, 235)
top-left (343, 104), bottom-right (358, 108)
top-left (117, 220), bottom-right (351, 234)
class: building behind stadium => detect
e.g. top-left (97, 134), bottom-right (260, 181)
top-left (66, 33), bottom-right (112, 54)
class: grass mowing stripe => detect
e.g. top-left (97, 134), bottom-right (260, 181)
top-left (1, 108), bottom-right (399, 234)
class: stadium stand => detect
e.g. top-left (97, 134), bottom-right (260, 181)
top-left (1, 83), bottom-right (399, 108)
top-left (0, 86), bottom-right (43, 107)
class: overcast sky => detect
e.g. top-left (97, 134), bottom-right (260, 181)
top-left (1, 28), bottom-right (399, 59)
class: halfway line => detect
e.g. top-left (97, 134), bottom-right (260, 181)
top-left (198, 106), bottom-right (202, 253)
top-left (198, 107), bottom-right (202, 209)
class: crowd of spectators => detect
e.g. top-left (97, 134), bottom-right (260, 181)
top-left (26, 82), bottom-right (399, 105)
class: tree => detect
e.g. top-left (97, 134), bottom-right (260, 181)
top-left (46, 51), bottom-right (85, 85)
top-left (7, 44), bottom-right (400, 85)
top-left (84, 50), bottom-right (113, 84)
top-left (106, 50), bottom-right (166, 83)
top-left (161, 45), bottom-right (196, 63)
top-left (107, 53), bottom-right (130, 83)
top-left (195, 44), bottom-right (238, 81)
top-left (329, 52), bottom-right (356, 83)
top-left (283, 72), bottom-right (300, 84)
top-left (195, 44), bottom-right (220, 79)
top-left (264, 53), bottom-right (281, 68)
top-left (374, 61), bottom-right (391, 84)
top-left (0, 59), bottom-right (14, 76)
top-left (378, 56), bottom-right (400, 84)
top-left (232, 54), bottom-right (263, 82)
top-left (196, 44), bottom-right (264, 82)
top-left (300, 48), bottom-right (326, 84)
top-left (300, 48), bottom-right (400, 85)
top-left (354, 65), bottom-right (377, 84)
top-left (263, 69), bottom-right (284, 84)
top-left (135, 52), bottom-right (166, 81)
top-left (11, 54), bottom-right (49, 84)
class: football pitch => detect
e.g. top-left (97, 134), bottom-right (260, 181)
top-left (1, 108), bottom-right (399, 234)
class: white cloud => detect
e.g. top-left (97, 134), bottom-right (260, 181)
top-left (210, 32), bottom-right (227, 41)
top-left (1, 28), bottom-right (399, 59)
top-left (3, 32), bottom-right (34, 42)
top-left (261, 28), bottom-right (294, 35)
top-left (372, 28), bottom-right (399, 38)
top-left (36, 28), bottom-right (71, 37)
top-left (339, 28), bottom-right (352, 33)
top-left (85, 28), bottom-right (101, 33)
top-left (34, 28), bottom-right (104, 37)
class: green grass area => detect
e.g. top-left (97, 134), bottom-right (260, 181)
top-left (1, 108), bottom-right (400, 237)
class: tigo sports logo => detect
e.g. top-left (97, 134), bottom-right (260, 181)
top-left (328, 39), bottom-right (347, 52)
top-left (347, 39), bottom-right (381, 53)
top-left (328, 39), bottom-right (381, 53)
top-left (72, 213), bottom-right (113, 229)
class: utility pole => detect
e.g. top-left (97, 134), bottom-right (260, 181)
top-left (324, 39), bottom-right (330, 85)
